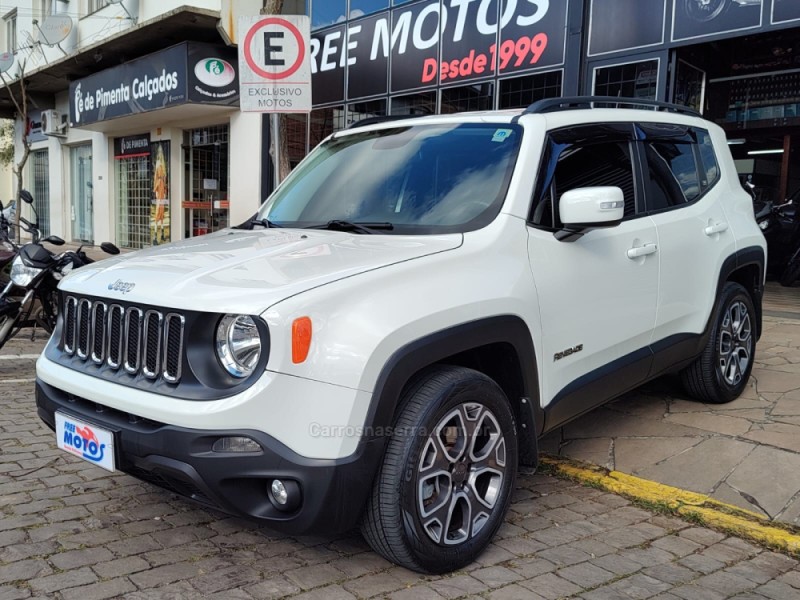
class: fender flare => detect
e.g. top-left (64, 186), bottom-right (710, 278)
top-left (363, 315), bottom-right (541, 465)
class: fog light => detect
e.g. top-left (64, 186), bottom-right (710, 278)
top-left (268, 478), bottom-right (301, 512)
top-left (271, 480), bottom-right (288, 505)
top-left (212, 436), bottom-right (262, 453)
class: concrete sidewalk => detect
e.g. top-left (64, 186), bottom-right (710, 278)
top-left (542, 309), bottom-right (800, 528)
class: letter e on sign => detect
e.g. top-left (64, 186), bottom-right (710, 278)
top-left (238, 15), bottom-right (312, 113)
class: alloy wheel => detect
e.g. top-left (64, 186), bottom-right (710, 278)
top-left (718, 300), bottom-right (752, 386)
top-left (416, 402), bottom-right (506, 546)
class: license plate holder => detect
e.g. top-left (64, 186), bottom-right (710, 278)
top-left (55, 412), bottom-right (116, 472)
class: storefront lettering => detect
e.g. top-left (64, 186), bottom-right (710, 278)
top-left (310, 0), bottom-right (549, 74)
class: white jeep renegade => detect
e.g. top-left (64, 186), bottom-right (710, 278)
top-left (36, 97), bottom-right (766, 574)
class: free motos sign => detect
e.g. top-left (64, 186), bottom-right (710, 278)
top-left (69, 42), bottom-right (239, 127)
top-left (310, 0), bottom-right (567, 105)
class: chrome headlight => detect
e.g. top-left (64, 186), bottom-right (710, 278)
top-left (10, 255), bottom-right (43, 287)
top-left (215, 314), bottom-right (262, 378)
top-left (758, 219), bottom-right (769, 231)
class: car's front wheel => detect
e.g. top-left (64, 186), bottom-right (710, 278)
top-left (681, 282), bottom-right (755, 403)
top-left (361, 365), bottom-right (518, 574)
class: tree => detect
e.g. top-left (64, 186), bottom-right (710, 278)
top-left (0, 57), bottom-right (32, 239)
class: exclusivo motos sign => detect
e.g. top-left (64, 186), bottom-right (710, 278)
top-left (311, 0), bottom-right (567, 104)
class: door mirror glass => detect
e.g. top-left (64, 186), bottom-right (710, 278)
top-left (19, 190), bottom-right (34, 205)
top-left (100, 242), bottom-right (120, 255)
top-left (45, 236), bottom-right (65, 246)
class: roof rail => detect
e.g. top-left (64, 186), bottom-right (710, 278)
top-left (521, 96), bottom-right (701, 118)
top-left (346, 115), bottom-right (417, 129)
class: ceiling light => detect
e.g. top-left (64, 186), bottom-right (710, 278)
top-left (747, 149), bottom-right (784, 155)
top-left (727, 139), bottom-right (746, 145)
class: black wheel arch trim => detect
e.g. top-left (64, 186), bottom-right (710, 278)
top-left (365, 315), bottom-right (542, 465)
top-left (717, 246), bottom-right (764, 341)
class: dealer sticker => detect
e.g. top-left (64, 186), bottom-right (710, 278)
top-left (55, 412), bottom-right (115, 472)
top-left (492, 129), bottom-right (513, 143)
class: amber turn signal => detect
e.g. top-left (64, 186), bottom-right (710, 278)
top-left (292, 317), bottom-right (313, 363)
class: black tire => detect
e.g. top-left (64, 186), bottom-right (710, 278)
top-left (360, 365), bottom-right (518, 574)
top-left (681, 282), bottom-right (755, 404)
top-left (780, 251), bottom-right (800, 287)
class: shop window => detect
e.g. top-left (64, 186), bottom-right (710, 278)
top-left (390, 92), bottom-right (436, 116)
top-left (30, 149), bottom-right (49, 237)
top-left (441, 83), bottom-right (494, 114)
top-left (498, 71), bottom-right (562, 109)
top-left (286, 114), bottom-right (309, 169)
top-left (309, 106), bottom-right (346, 149)
top-left (312, 0), bottom-right (346, 29)
top-left (594, 60), bottom-right (658, 100)
top-left (347, 99), bottom-right (387, 127)
top-left (70, 145), bottom-right (93, 244)
top-left (350, 0), bottom-right (389, 18)
top-left (184, 125), bottom-right (229, 239)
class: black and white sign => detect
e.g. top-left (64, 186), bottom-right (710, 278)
top-left (69, 43), bottom-right (240, 127)
top-left (114, 134), bottom-right (151, 158)
top-left (238, 15), bottom-right (312, 113)
top-left (311, 0), bottom-right (567, 104)
top-left (672, 0), bottom-right (763, 42)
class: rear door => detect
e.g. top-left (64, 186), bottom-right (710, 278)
top-left (636, 123), bottom-right (737, 349)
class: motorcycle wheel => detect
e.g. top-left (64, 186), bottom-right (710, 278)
top-left (0, 301), bottom-right (21, 351)
top-left (684, 0), bottom-right (729, 22)
top-left (780, 251), bottom-right (800, 287)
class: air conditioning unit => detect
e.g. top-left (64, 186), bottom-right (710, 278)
top-left (41, 109), bottom-right (66, 136)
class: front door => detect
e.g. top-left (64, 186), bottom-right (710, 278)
top-left (71, 144), bottom-right (93, 244)
top-left (527, 124), bottom-right (659, 429)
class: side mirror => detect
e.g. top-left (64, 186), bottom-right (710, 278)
top-left (19, 190), bottom-right (34, 205)
top-left (45, 236), bottom-right (65, 246)
top-left (556, 187), bottom-right (625, 242)
top-left (100, 242), bottom-right (120, 255)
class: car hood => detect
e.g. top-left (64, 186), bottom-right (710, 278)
top-left (60, 229), bottom-right (462, 313)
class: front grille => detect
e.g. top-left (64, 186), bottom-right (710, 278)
top-left (62, 295), bottom-right (185, 384)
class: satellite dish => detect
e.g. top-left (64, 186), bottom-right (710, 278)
top-left (38, 15), bottom-right (73, 46)
top-left (0, 52), bottom-right (13, 74)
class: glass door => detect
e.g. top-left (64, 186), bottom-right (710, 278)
top-left (70, 144), bottom-right (93, 244)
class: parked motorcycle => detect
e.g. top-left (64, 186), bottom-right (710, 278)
top-left (754, 187), bottom-right (800, 287)
top-left (0, 190), bottom-right (119, 350)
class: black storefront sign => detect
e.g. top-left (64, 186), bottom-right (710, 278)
top-left (672, 0), bottom-right (763, 42)
top-left (114, 134), bottom-right (151, 158)
top-left (70, 42), bottom-right (239, 127)
top-left (589, 0), bottom-right (666, 56)
top-left (311, 0), bottom-right (567, 105)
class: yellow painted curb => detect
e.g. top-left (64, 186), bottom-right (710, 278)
top-left (540, 456), bottom-right (800, 557)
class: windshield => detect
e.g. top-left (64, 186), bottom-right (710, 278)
top-left (258, 122), bottom-right (522, 234)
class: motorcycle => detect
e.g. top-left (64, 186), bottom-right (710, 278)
top-left (0, 200), bottom-right (18, 288)
top-left (754, 187), bottom-right (800, 287)
top-left (0, 190), bottom-right (120, 350)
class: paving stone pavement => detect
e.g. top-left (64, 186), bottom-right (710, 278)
top-left (542, 312), bottom-right (800, 526)
top-left (1, 337), bottom-right (800, 598)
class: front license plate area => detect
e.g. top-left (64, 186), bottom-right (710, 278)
top-left (55, 411), bottom-right (116, 472)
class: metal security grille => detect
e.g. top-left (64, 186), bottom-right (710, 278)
top-left (499, 71), bottom-right (563, 109)
top-left (594, 60), bottom-right (658, 101)
top-left (31, 149), bottom-right (50, 237)
top-left (185, 125), bottom-right (230, 238)
top-left (62, 295), bottom-right (185, 384)
top-left (441, 83), bottom-right (495, 114)
top-left (116, 155), bottom-right (151, 249)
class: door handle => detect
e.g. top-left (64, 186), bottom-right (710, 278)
top-left (704, 222), bottom-right (728, 236)
top-left (627, 243), bottom-right (658, 259)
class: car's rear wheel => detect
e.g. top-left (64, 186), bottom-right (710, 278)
top-left (360, 365), bottom-right (517, 574)
top-left (681, 282), bottom-right (755, 403)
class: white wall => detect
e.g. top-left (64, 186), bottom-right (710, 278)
top-left (229, 111), bottom-right (263, 225)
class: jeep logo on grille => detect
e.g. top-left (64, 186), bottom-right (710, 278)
top-left (108, 279), bottom-right (136, 294)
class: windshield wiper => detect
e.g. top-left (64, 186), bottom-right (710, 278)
top-left (305, 220), bottom-right (394, 234)
top-left (251, 217), bottom-right (283, 229)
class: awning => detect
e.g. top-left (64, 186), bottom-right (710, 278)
top-left (0, 6), bottom-right (226, 118)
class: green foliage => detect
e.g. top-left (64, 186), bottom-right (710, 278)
top-left (0, 120), bottom-right (13, 167)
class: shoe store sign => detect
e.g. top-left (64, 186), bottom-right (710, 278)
top-left (311, 0), bottom-right (567, 104)
top-left (69, 42), bottom-right (239, 127)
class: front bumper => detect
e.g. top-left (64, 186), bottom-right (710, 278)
top-left (36, 378), bottom-right (384, 535)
